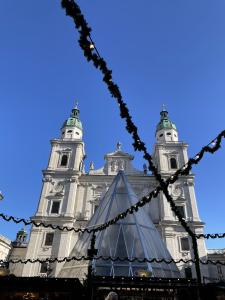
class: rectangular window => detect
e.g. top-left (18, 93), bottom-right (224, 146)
top-left (51, 201), bottom-right (60, 214)
top-left (185, 267), bottom-right (192, 279)
top-left (217, 265), bottom-right (222, 275)
top-left (170, 157), bottom-right (178, 169)
top-left (180, 237), bottom-right (190, 251)
top-left (59, 154), bottom-right (68, 167)
top-left (44, 233), bottom-right (54, 246)
top-left (176, 206), bottom-right (185, 219)
top-left (40, 262), bottom-right (48, 274)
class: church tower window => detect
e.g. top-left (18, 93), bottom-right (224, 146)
top-left (51, 201), bottom-right (60, 214)
top-left (170, 157), bottom-right (177, 169)
top-left (180, 237), bottom-right (190, 251)
top-left (60, 154), bottom-right (68, 167)
top-left (44, 233), bottom-right (54, 246)
top-left (176, 206), bottom-right (185, 219)
top-left (184, 267), bottom-right (192, 279)
top-left (40, 262), bottom-right (48, 274)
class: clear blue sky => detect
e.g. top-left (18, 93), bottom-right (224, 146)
top-left (0, 1), bottom-right (225, 249)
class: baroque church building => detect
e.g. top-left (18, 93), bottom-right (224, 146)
top-left (18, 105), bottom-right (212, 279)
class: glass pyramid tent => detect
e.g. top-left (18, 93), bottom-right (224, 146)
top-left (59, 171), bottom-right (180, 278)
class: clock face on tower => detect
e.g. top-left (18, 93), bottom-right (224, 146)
top-left (172, 186), bottom-right (183, 197)
top-left (54, 182), bottom-right (64, 193)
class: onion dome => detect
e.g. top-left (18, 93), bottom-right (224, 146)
top-left (62, 103), bottom-right (82, 130)
top-left (156, 106), bottom-right (177, 133)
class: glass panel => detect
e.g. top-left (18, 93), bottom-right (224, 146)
top-left (185, 267), bottom-right (192, 279)
top-left (176, 206), bottom-right (185, 218)
top-left (40, 262), bottom-right (48, 273)
top-left (51, 201), bottom-right (60, 214)
top-left (60, 154), bottom-right (68, 166)
top-left (181, 237), bottom-right (189, 251)
top-left (45, 233), bottom-right (54, 246)
top-left (59, 171), bottom-right (180, 278)
top-left (170, 158), bottom-right (177, 169)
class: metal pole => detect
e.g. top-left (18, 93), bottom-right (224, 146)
top-left (191, 235), bottom-right (201, 284)
top-left (87, 232), bottom-right (98, 300)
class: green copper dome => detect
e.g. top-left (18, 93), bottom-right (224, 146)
top-left (156, 109), bottom-right (177, 133)
top-left (62, 105), bottom-right (83, 130)
top-left (17, 228), bottom-right (27, 236)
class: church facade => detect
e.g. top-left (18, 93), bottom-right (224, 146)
top-left (19, 105), bottom-right (213, 279)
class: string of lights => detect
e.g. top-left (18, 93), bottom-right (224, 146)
top-left (0, 209), bottom-right (224, 239)
top-left (0, 213), bottom-right (89, 233)
top-left (91, 129), bottom-right (225, 235)
top-left (59, 0), bottom-right (225, 236)
top-left (0, 0), bottom-right (222, 286)
top-left (0, 129), bottom-right (225, 235)
top-left (196, 233), bottom-right (225, 239)
top-left (60, 1), bottom-right (159, 176)
top-left (60, 0), bottom-right (225, 282)
top-left (1, 256), bottom-right (224, 266)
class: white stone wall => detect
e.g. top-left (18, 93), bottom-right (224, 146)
top-left (22, 134), bottom-right (85, 277)
top-left (20, 116), bottom-right (211, 280)
top-left (207, 249), bottom-right (225, 282)
top-left (9, 247), bottom-right (27, 276)
top-left (0, 235), bottom-right (11, 261)
top-left (153, 138), bottom-right (209, 279)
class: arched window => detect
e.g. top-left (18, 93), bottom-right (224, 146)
top-left (170, 157), bottom-right (177, 169)
top-left (60, 154), bottom-right (68, 167)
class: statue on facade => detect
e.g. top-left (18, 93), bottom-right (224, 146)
top-left (143, 163), bottom-right (148, 175)
top-left (89, 161), bottom-right (94, 171)
top-left (116, 142), bottom-right (122, 151)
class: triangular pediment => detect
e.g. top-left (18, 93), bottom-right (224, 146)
top-left (104, 150), bottom-right (134, 159)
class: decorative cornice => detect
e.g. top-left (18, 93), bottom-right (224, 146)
top-left (184, 179), bottom-right (194, 186)
top-left (68, 176), bottom-right (79, 183)
top-left (163, 151), bottom-right (179, 156)
top-left (207, 249), bottom-right (225, 255)
top-left (42, 175), bottom-right (52, 183)
top-left (50, 139), bottom-right (84, 145)
top-left (31, 215), bottom-right (75, 223)
top-left (43, 169), bottom-right (80, 176)
top-left (155, 142), bottom-right (188, 148)
top-left (56, 148), bottom-right (72, 153)
top-left (159, 220), bottom-right (205, 227)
